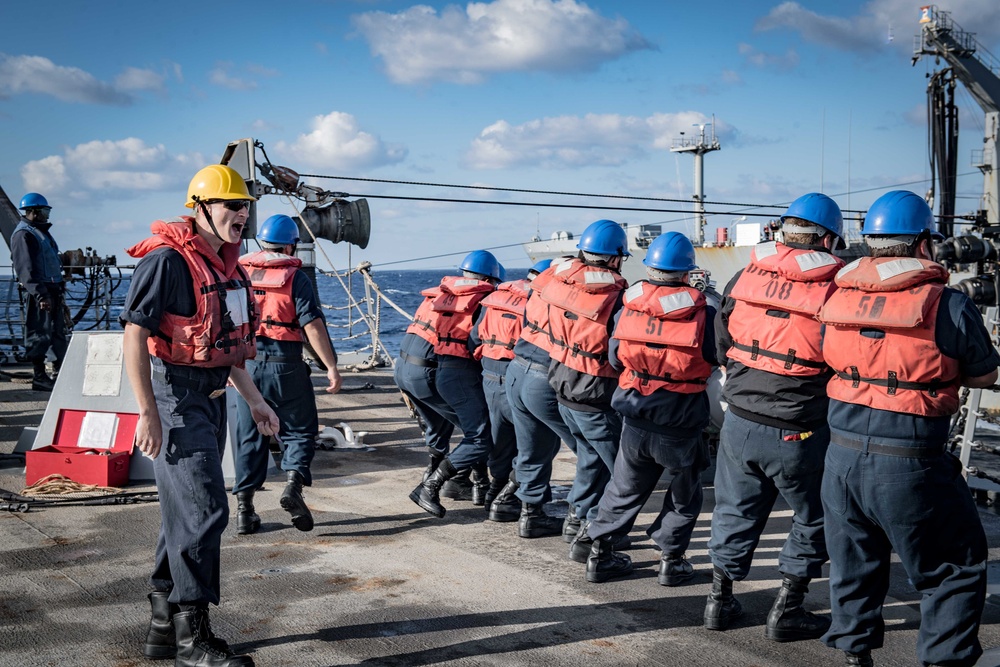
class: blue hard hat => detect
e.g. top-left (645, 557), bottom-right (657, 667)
top-left (529, 259), bottom-right (553, 275)
top-left (497, 263), bottom-right (507, 282)
top-left (258, 214), bottom-right (300, 245)
top-left (862, 191), bottom-right (941, 239)
top-left (780, 193), bottom-right (844, 248)
top-left (19, 193), bottom-right (50, 210)
top-left (644, 231), bottom-right (697, 271)
top-left (459, 250), bottom-right (502, 280)
top-left (577, 219), bottom-right (630, 257)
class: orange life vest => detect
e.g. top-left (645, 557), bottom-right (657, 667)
top-left (239, 251), bottom-right (304, 343)
top-left (127, 217), bottom-right (256, 367)
top-left (407, 287), bottom-right (442, 347)
top-left (475, 279), bottom-right (530, 361)
top-left (726, 242), bottom-right (844, 376)
top-left (405, 275), bottom-right (494, 358)
top-left (819, 257), bottom-right (959, 417)
top-left (540, 258), bottom-right (627, 378)
top-left (518, 261), bottom-right (567, 355)
top-left (614, 282), bottom-right (713, 395)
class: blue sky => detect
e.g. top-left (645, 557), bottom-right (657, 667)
top-left (2, 0), bottom-right (999, 272)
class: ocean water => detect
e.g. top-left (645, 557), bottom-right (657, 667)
top-left (0, 269), bottom-right (530, 362)
top-left (320, 268), bottom-right (529, 359)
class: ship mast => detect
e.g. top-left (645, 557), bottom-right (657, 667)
top-left (671, 118), bottom-right (721, 246)
top-left (912, 4), bottom-right (1000, 232)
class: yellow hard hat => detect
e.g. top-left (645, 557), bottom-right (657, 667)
top-left (185, 164), bottom-right (256, 208)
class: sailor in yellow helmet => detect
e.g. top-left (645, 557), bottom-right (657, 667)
top-left (121, 164), bottom-right (278, 667)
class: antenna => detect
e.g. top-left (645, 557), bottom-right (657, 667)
top-left (670, 117), bottom-right (721, 246)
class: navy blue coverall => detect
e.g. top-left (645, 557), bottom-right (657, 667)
top-left (587, 296), bottom-right (717, 555)
top-left (11, 218), bottom-right (68, 364)
top-left (233, 270), bottom-right (330, 493)
top-left (822, 289), bottom-right (999, 667)
top-left (120, 248), bottom-right (232, 606)
top-left (709, 257), bottom-right (834, 583)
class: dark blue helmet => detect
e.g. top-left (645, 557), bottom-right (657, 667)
top-left (577, 219), bottom-right (630, 257)
top-left (644, 232), bottom-right (696, 271)
top-left (459, 250), bottom-right (502, 280)
top-left (258, 215), bottom-right (300, 245)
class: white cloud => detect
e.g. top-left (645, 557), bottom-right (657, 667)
top-left (756, 1), bottom-right (1000, 53)
top-left (21, 138), bottom-right (202, 198)
top-left (274, 111), bottom-right (407, 170)
top-left (21, 156), bottom-right (69, 192)
top-left (0, 53), bottom-right (132, 105)
top-left (245, 63), bottom-right (279, 77)
top-left (721, 69), bottom-right (743, 84)
top-left (352, 0), bottom-right (653, 84)
top-left (208, 62), bottom-right (257, 90)
top-left (251, 118), bottom-right (279, 132)
top-left (465, 112), bottom-right (729, 169)
top-left (114, 67), bottom-right (166, 92)
top-left (737, 43), bottom-right (800, 70)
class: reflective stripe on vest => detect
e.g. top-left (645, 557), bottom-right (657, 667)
top-left (820, 256), bottom-right (959, 416)
top-left (240, 251), bottom-right (304, 343)
top-left (476, 279), bottom-right (530, 361)
top-left (614, 282), bottom-right (712, 394)
top-left (726, 242), bottom-right (843, 377)
top-left (127, 218), bottom-right (257, 368)
top-left (540, 258), bottom-right (626, 378)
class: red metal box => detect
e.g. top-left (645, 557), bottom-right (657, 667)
top-left (25, 410), bottom-right (139, 487)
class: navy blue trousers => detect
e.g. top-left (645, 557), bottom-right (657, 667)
top-left (588, 421), bottom-right (704, 556)
top-left (394, 356), bottom-right (458, 457)
top-left (148, 368), bottom-right (230, 606)
top-left (822, 440), bottom-right (987, 666)
top-left (483, 363), bottom-right (517, 482)
top-left (24, 290), bottom-right (68, 363)
top-left (558, 404), bottom-right (621, 523)
top-left (506, 357), bottom-right (576, 505)
top-left (709, 410), bottom-right (829, 580)
top-left (436, 361), bottom-right (493, 470)
top-left (233, 356), bottom-right (318, 493)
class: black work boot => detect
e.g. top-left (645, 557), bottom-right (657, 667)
top-left (704, 566), bottom-right (743, 631)
top-left (422, 452), bottom-right (444, 483)
top-left (235, 491), bottom-right (260, 535)
top-left (488, 477), bottom-right (521, 522)
top-left (410, 458), bottom-right (458, 517)
top-left (280, 471), bottom-right (314, 532)
top-left (518, 503), bottom-right (563, 538)
top-left (441, 467), bottom-right (474, 501)
top-left (142, 591), bottom-right (178, 660)
top-left (658, 553), bottom-right (695, 587)
top-left (765, 574), bottom-right (832, 642)
top-left (470, 464), bottom-right (490, 506)
top-left (172, 608), bottom-right (254, 666)
top-left (569, 522), bottom-right (594, 563)
top-left (483, 477), bottom-right (506, 509)
top-left (845, 651), bottom-right (874, 666)
top-left (562, 504), bottom-right (582, 543)
top-left (31, 360), bottom-right (54, 392)
top-left (586, 537), bottom-right (634, 583)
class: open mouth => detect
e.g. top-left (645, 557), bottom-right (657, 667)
top-left (231, 223), bottom-right (245, 235)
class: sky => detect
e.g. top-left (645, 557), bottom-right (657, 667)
top-left (2, 0), bottom-right (1000, 273)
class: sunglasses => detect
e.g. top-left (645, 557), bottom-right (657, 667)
top-left (208, 199), bottom-right (251, 212)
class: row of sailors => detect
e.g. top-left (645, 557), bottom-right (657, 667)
top-left (393, 191), bottom-right (999, 667)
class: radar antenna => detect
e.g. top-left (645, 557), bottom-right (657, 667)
top-left (670, 117), bottom-right (721, 246)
